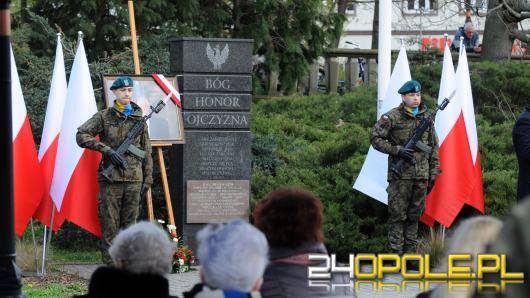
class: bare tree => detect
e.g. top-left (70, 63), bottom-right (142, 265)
top-left (482, 0), bottom-right (530, 61)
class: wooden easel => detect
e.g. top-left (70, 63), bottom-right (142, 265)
top-left (145, 145), bottom-right (175, 227)
top-left (128, 1), bottom-right (175, 230)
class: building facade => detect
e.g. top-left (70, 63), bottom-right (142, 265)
top-left (340, 0), bottom-right (526, 54)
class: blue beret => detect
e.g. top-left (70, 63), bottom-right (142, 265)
top-left (110, 76), bottom-right (134, 90)
top-left (398, 80), bottom-right (422, 94)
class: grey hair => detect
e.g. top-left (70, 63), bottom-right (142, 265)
top-left (109, 221), bottom-right (176, 276)
top-left (464, 22), bottom-right (475, 31)
top-left (197, 219), bottom-right (269, 291)
top-left (432, 216), bottom-right (502, 298)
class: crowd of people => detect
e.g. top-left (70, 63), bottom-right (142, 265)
top-left (72, 185), bottom-right (530, 298)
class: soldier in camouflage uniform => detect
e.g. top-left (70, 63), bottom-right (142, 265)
top-left (371, 80), bottom-right (440, 255)
top-left (76, 76), bottom-right (153, 264)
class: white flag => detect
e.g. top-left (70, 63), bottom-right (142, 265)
top-left (353, 45), bottom-right (411, 204)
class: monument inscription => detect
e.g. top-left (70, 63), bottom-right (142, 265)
top-left (183, 112), bottom-right (250, 129)
top-left (186, 180), bottom-right (250, 223)
top-left (182, 93), bottom-right (251, 110)
top-left (184, 131), bottom-right (251, 180)
top-left (176, 75), bottom-right (252, 92)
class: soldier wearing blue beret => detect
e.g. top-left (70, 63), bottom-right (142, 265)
top-left (76, 75), bottom-right (153, 264)
top-left (371, 80), bottom-right (440, 260)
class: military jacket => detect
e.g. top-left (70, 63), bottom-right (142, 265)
top-left (76, 101), bottom-right (153, 185)
top-left (371, 102), bottom-right (440, 181)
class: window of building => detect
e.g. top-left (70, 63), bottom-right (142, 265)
top-left (461, 0), bottom-right (488, 14)
top-left (345, 2), bottom-right (356, 15)
top-left (404, 0), bottom-right (438, 14)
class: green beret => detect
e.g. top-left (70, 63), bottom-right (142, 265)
top-left (110, 76), bottom-right (134, 90)
top-left (398, 80), bottom-right (422, 94)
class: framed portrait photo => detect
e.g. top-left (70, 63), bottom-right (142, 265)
top-left (102, 74), bottom-right (185, 146)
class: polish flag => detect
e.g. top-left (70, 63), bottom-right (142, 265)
top-left (49, 36), bottom-right (102, 236)
top-left (11, 46), bottom-right (45, 236)
top-left (152, 73), bottom-right (182, 108)
top-left (33, 35), bottom-right (67, 230)
top-left (353, 44), bottom-right (411, 204)
top-left (421, 41), bottom-right (484, 227)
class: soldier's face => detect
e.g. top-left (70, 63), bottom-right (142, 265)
top-left (402, 92), bottom-right (421, 108)
top-left (112, 87), bottom-right (134, 105)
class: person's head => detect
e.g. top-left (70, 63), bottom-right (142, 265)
top-left (110, 76), bottom-right (134, 105)
top-left (463, 22), bottom-right (476, 39)
top-left (253, 186), bottom-right (324, 249)
top-left (197, 219), bottom-right (268, 292)
top-left (440, 216), bottom-right (503, 272)
top-left (109, 221), bottom-right (176, 276)
top-left (398, 80), bottom-right (422, 108)
top-left (432, 216), bottom-right (502, 298)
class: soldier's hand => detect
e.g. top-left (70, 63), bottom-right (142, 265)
top-left (106, 149), bottom-right (126, 169)
top-left (140, 183), bottom-right (151, 197)
top-left (398, 147), bottom-right (414, 161)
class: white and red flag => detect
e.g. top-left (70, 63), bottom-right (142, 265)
top-left (421, 41), bottom-right (484, 227)
top-left (353, 44), bottom-right (411, 204)
top-left (33, 34), bottom-right (67, 229)
top-left (11, 46), bottom-right (45, 236)
top-left (49, 36), bottom-right (102, 236)
top-left (151, 73), bottom-right (182, 108)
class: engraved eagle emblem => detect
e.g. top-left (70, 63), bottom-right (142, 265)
top-left (206, 43), bottom-right (229, 70)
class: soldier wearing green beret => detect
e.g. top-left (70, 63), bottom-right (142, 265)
top-left (76, 76), bottom-right (153, 264)
top-left (371, 80), bottom-right (440, 256)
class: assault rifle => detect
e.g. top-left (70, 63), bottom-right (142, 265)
top-left (101, 92), bottom-right (172, 182)
top-left (390, 90), bottom-right (454, 177)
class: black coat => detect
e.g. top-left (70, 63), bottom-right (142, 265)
top-left (73, 266), bottom-right (178, 298)
top-left (513, 105), bottom-right (530, 201)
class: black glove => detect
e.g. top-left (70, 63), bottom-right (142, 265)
top-left (106, 149), bottom-right (126, 169)
top-left (140, 183), bottom-right (151, 197)
top-left (398, 147), bottom-right (414, 161)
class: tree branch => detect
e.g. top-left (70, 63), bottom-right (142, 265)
top-left (509, 28), bottom-right (530, 43)
top-left (500, 0), bottom-right (530, 20)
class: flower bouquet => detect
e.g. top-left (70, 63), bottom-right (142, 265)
top-left (156, 220), bottom-right (195, 273)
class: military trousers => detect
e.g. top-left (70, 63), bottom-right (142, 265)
top-left (387, 179), bottom-right (427, 255)
top-left (98, 181), bottom-right (142, 265)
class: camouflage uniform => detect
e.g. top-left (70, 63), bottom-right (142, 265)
top-left (76, 101), bottom-right (153, 264)
top-left (371, 102), bottom-right (439, 254)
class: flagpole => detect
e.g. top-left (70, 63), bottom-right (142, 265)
top-left (377, 0), bottom-right (391, 119)
top-left (30, 219), bottom-right (39, 274)
top-left (127, 0), bottom-right (158, 222)
top-left (41, 206), bottom-right (55, 276)
top-left (0, 1), bottom-right (25, 296)
top-left (128, 0), bottom-right (140, 74)
top-left (41, 225), bottom-right (47, 274)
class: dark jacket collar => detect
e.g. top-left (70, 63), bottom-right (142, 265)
top-left (74, 266), bottom-right (177, 298)
top-left (269, 242), bottom-right (327, 260)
